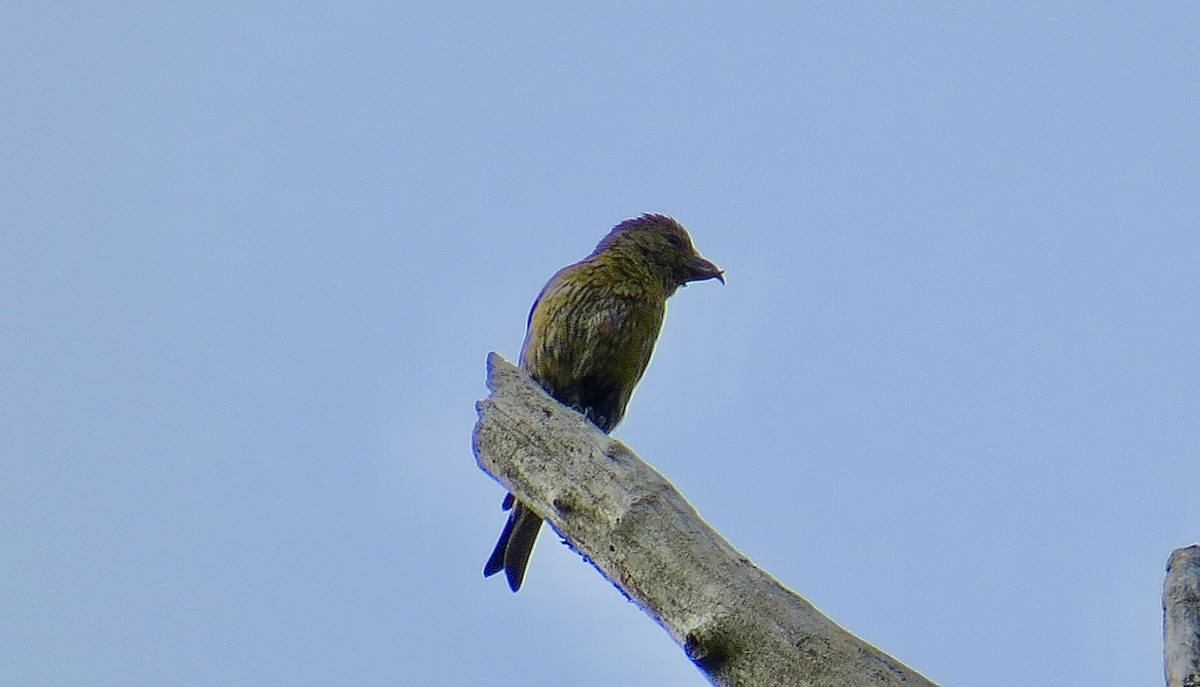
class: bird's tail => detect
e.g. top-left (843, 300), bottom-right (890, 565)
top-left (483, 495), bottom-right (543, 592)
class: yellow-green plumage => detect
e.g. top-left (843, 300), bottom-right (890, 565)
top-left (484, 213), bottom-right (723, 591)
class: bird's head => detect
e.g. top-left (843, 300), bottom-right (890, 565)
top-left (595, 214), bottom-right (724, 291)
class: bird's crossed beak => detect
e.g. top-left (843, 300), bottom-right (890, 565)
top-left (685, 255), bottom-right (725, 285)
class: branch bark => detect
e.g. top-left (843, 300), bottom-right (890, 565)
top-left (473, 352), bottom-right (939, 687)
top-left (1165, 545), bottom-right (1200, 687)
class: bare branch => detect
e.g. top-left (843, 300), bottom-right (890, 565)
top-left (1166, 545), bottom-right (1200, 687)
top-left (473, 352), bottom-right (939, 687)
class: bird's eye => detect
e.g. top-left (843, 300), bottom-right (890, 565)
top-left (666, 234), bottom-right (683, 248)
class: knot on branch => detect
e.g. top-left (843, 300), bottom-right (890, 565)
top-left (684, 622), bottom-right (742, 673)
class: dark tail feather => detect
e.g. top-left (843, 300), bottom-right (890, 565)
top-left (483, 510), bottom-right (516, 578)
top-left (483, 498), bottom-right (543, 592)
top-left (502, 504), bottom-right (542, 591)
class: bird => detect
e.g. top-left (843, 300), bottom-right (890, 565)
top-left (484, 213), bottom-right (724, 591)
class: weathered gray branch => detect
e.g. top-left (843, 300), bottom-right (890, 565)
top-left (473, 352), bottom-right (939, 687)
top-left (1165, 545), bottom-right (1200, 687)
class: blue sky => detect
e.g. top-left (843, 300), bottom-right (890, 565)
top-left (4, 3), bottom-right (1198, 685)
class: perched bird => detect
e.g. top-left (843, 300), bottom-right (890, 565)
top-left (484, 213), bottom-right (724, 592)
